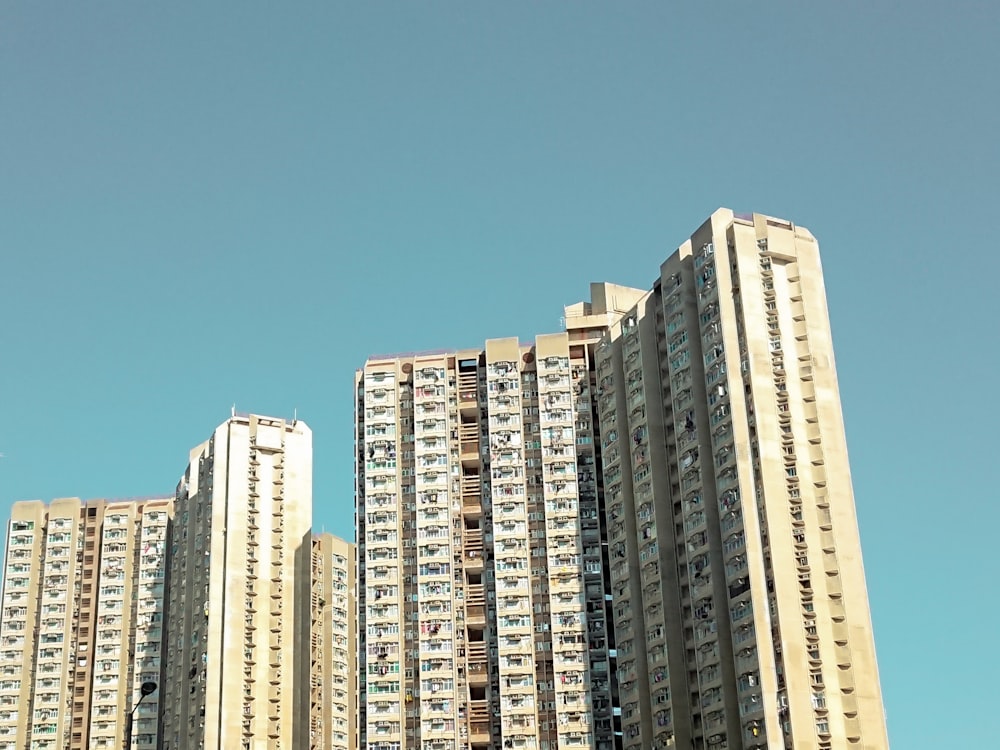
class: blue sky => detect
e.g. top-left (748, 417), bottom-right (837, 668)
top-left (2, 1), bottom-right (997, 745)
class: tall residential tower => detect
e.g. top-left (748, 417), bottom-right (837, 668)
top-left (583, 209), bottom-right (888, 749)
top-left (0, 496), bottom-right (171, 750)
top-left (310, 533), bottom-right (357, 750)
top-left (355, 209), bottom-right (888, 750)
top-left (356, 337), bottom-right (620, 750)
top-left (160, 414), bottom-right (313, 750)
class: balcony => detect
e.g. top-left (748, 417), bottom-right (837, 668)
top-left (459, 372), bottom-right (479, 413)
top-left (467, 641), bottom-right (488, 687)
top-left (461, 477), bottom-right (483, 518)
top-left (464, 530), bottom-right (484, 574)
top-left (468, 699), bottom-right (491, 744)
top-left (460, 421), bottom-right (479, 444)
top-left (460, 446), bottom-right (480, 471)
top-left (466, 584), bottom-right (486, 627)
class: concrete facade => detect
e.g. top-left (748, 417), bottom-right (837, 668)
top-left (310, 533), bottom-right (357, 750)
top-left (0, 496), bottom-right (171, 750)
top-left (356, 338), bottom-right (619, 750)
top-left (355, 208), bottom-right (888, 750)
top-left (160, 414), bottom-right (313, 750)
top-left (1, 208), bottom-right (888, 750)
top-left (585, 209), bottom-right (889, 749)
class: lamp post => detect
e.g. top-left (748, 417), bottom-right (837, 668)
top-left (124, 681), bottom-right (157, 750)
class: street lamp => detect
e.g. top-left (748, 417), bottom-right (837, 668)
top-left (124, 681), bottom-right (157, 750)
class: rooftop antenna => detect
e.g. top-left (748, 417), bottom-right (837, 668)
top-left (231, 404), bottom-right (236, 418)
top-left (293, 407), bottom-right (298, 424)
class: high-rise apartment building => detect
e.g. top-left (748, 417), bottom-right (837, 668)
top-left (355, 208), bottom-right (887, 750)
top-left (356, 336), bottom-right (619, 750)
top-left (310, 533), bottom-right (357, 750)
top-left (160, 414), bottom-right (313, 750)
top-left (579, 209), bottom-right (888, 749)
top-left (0, 496), bottom-right (171, 750)
top-left (2, 208), bottom-right (887, 750)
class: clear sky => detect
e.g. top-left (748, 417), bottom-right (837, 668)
top-left (1, 1), bottom-right (997, 746)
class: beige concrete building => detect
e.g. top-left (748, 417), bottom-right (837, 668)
top-left (356, 208), bottom-right (887, 750)
top-left (582, 209), bottom-right (888, 749)
top-left (1, 208), bottom-right (887, 750)
top-left (0, 496), bottom-right (171, 750)
top-left (310, 533), bottom-right (357, 750)
top-left (160, 414), bottom-right (313, 750)
top-left (356, 338), bottom-right (618, 750)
